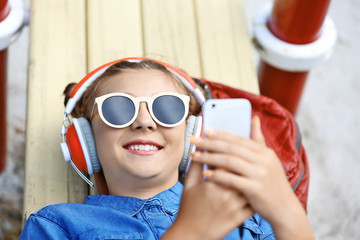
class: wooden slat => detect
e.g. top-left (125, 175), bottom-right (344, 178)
top-left (195, 0), bottom-right (259, 94)
top-left (87, 0), bottom-right (143, 70)
top-left (142, 0), bottom-right (202, 77)
top-left (23, 0), bottom-right (88, 219)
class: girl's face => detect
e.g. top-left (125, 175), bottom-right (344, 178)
top-left (91, 69), bottom-right (187, 196)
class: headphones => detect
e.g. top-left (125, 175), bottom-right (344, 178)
top-left (60, 57), bottom-right (206, 187)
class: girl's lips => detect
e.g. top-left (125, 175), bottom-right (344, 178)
top-left (123, 139), bottom-right (163, 156)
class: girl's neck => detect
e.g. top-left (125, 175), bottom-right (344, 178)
top-left (106, 175), bottom-right (179, 199)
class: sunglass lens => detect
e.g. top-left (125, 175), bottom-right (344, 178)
top-left (102, 96), bottom-right (135, 126)
top-left (153, 95), bottom-right (185, 125)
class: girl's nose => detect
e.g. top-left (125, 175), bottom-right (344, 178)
top-left (131, 102), bottom-right (157, 131)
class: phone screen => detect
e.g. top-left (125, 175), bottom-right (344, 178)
top-left (202, 98), bottom-right (252, 138)
top-left (201, 98), bottom-right (252, 173)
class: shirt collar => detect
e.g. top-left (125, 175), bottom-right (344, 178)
top-left (242, 214), bottom-right (266, 235)
top-left (84, 182), bottom-right (183, 217)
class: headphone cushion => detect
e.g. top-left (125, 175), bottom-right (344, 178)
top-left (179, 115), bottom-right (198, 173)
top-left (75, 118), bottom-right (101, 173)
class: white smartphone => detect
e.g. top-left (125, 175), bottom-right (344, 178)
top-left (202, 98), bottom-right (252, 173)
top-left (202, 98), bottom-right (252, 138)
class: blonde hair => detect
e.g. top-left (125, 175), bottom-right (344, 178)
top-left (63, 59), bottom-right (202, 121)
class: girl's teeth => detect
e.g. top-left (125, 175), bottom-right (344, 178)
top-left (129, 145), bottom-right (158, 151)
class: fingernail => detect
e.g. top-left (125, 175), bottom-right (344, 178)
top-left (189, 136), bottom-right (202, 144)
top-left (252, 115), bottom-right (260, 124)
top-left (206, 129), bottom-right (217, 137)
top-left (203, 170), bottom-right (213, 178)
top-left (189, 151), bottom-right (201, 159)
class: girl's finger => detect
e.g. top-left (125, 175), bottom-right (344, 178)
top-left (251, 115), bottom-right (266, 146)
top-left (189, 136), bottom-right (265, 164)
top-left (190, 136), bottom-right (260, 158)
top-left (190, 151), bottom-right (253, 177)
top-left (204, 168), bottom-right (255, 197)
top-left (205, 129), bottom-right (260, 152)
top-left (183, 161), bottom-right (203, 190)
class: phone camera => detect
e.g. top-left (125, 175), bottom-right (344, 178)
top-left (212, 103), bottom-right (216, 108)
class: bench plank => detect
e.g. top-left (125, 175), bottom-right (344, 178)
top-left (23, 0), bottom-right (88, 219)
top-left (87, 0), bottom-right (143, 69)
top-left (195, 0), bottom-right (259, 93)
top-left (142, 0), bottom-right (202, 77)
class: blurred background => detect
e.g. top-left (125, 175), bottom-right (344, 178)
top-left (247, 1), bottom-right (360, 238)
top-left (0, 0), bottom-right (359, 239)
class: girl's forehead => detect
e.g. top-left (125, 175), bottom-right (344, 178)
top-left (97, 70), bottom-right (187, 96)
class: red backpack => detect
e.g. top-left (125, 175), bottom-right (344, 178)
top-left (195, 78), bottom-right (309, 210)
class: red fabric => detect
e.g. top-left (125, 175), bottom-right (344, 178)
top-left (197, 79), bottom-right (309, 210)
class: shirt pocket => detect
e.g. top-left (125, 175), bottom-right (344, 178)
top-left (77, 229), bottom-right (143, 240)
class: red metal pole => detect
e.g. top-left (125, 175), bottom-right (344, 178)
top-left (0, 0), bottom-right (10, 173)
top-left (258, 0), bottom-right (331, 115)
top-left (259, 63), bottom-right (308, 114)
top-left (268, 0), bottom-right (331, 44)
top-left (0, 0), bottom-right (10, 22)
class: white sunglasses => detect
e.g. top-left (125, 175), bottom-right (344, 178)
top-left (94, 92), bottom-right (190, 128)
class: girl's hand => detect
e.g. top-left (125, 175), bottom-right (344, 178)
top-left (162, 161), bottom-right (253, 240)
top-left (189, 116), bottom-right (314, 240)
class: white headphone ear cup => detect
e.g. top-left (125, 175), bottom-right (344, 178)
top-left (179, 115), bottom-right (201, 174)
top-left (75, 117), bottom-right (101, 173)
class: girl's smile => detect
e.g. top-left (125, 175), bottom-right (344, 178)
top-left (123, 139), bottom-right (164, 156)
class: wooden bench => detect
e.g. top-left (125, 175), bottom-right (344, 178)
top-left (23, 0), bottom-right (258, 221)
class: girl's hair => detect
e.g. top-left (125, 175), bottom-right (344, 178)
top-left (63, 59), bottom-right (202, 121)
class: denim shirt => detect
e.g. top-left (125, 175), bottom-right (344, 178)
top-left (20, 182), bottom-right (274, 240)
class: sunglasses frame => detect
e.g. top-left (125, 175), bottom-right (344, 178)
top-left (94, 92), bottom-right (190, 128)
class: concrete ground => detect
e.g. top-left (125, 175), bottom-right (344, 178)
top-left (0, 0), bottom-right (359, 239)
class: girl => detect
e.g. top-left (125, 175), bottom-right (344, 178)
top-left (20, 58), bottom-right (314, 239)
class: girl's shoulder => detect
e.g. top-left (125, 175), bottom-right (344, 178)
top-left (22, 201), bottom-right (153, 240)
